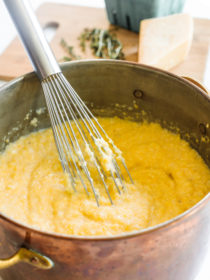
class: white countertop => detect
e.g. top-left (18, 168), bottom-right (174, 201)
top-left (0, 1), bottom-right (209, 279)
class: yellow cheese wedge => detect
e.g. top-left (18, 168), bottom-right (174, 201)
top-left (138, 14), bottom-right (193, 70)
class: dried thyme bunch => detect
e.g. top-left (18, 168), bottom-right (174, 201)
top-left (78, 28), bottom-right (125, 60)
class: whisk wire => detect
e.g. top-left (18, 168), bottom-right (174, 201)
top-left (43, 80), bottom-right (92, 198)
top-left (57, 74), bottom-right (126, 191)
top-left (41, 73), bottom-right (133, 205)
top-left (53, 75), bottom-right (115, 205)
top-left (57, 74), bottom-right (125, 193)
top-left (52, 82), bottom-right (115, 203)
top-left (59, 74), bottom-right (133, 184)
top-left (49, 76), bottom-right (112, 205)
top-left (42, 83), bottom-right (76, 185)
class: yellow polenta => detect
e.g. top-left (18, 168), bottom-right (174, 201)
top-left (0, 117), bottom-right (209, 236)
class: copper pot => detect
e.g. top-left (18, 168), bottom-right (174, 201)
top-left (0, 60), bottom-right (209, 280)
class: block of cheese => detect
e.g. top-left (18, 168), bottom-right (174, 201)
top-left (138, 14), bottom-right (193, 70)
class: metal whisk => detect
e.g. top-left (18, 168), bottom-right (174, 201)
top-left (4, 0), bottom-right (133, 205)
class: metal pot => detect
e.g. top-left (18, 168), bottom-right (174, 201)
top-left (0, 60), bottom-right (209, 280)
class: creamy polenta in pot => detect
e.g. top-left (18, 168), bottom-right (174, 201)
top-left (0, 117), bottom-right (209, 236)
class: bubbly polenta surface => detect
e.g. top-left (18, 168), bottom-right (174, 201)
top-left (0, 117), bottom-right (209, 236)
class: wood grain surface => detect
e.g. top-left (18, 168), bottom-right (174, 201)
top-left (0, 3), bottom-right (209, 81)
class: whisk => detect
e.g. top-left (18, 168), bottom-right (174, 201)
top-left (4, 0), bottom-right (133, 205)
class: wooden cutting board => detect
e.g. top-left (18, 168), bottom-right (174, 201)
top-left (0, 3), bottom-right (210, 82)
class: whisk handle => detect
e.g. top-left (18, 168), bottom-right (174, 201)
top-left (3, 0), bottom-right (61, 80)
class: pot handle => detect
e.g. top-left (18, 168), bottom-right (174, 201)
top-left (182, 76), bottom-right (208, 94)
top-left (0, 247), bottom-right (53, 270)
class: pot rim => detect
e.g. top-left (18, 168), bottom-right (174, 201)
top-left (0, 59), bottom-right (209, 241)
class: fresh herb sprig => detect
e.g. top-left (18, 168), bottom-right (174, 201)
top-left (60, 28), bottom-right (125, 61)
top-left (78, 28), bottom-right (125, 60)
top-left (60, 38), bottom-right (80, 61)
